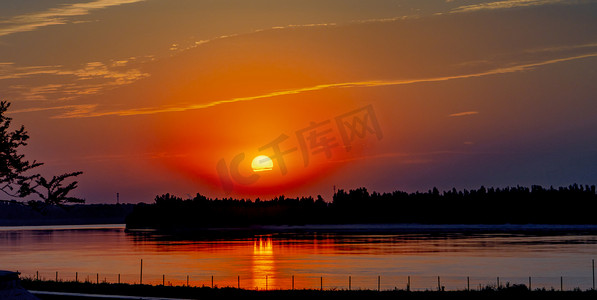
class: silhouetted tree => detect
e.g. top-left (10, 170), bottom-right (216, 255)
top-left (32, 172), bottom-right (84, 206)
top-left (0, 101), bottom-right (84, 205)
top-left (0, 101), bottom-right (42, 197)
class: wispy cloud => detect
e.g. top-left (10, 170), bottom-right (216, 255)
top-left (1, 59), bottom-right (149, 101)
top-left (449, 0), bottom-right (589, 13)
top-left (71, 61), bottom-right (149, 84)
top-left (0, 64), bottom-right (63, 80)
top-left (0, 0), bottom-right (146, 37)
top-left (449, 111), bottom-right (479, 117)
top-left (9, 104), bottom-right (98, 115)
top-left (523, 42), bottom-right (597, 54)
top-left (9, 83), bottom-right (73, 102)
top-left (51, 52), bottom-right (597, 118)
top-left (0, 58), bottom-right (152, 80)
top-left (175, 23), bottom-right (340, 54)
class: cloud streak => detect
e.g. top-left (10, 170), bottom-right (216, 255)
top-left (0, 0), bottom-right (146, 37)
top-left (449, 0), bottom-right (590, 13)
top-left (49, 52), bottom-right (597, 118)
top-left (449, 111), bottom-right (479, 117)
top-left (0, 60), bottom-right (149, 101)
top-left (9, 104), bottom-right (98, 115)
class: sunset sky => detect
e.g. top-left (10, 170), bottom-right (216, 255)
top-left (2, 0), bottom-right (597, 203)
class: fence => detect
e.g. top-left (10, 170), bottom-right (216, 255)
top-left (18, 259), bottom-right (596, 292)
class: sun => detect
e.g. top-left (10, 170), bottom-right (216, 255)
top-left (251, 155), bottom-right (274, 172)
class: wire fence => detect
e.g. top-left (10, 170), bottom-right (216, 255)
top-left (19, 270), bottom-right (597, 292)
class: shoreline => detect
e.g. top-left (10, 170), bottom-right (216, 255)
top-left (246, 223), bottom-right (597, 232)
top-left (0, 224), bottom-right (126, 231)
top-left (126, 223), bottom-right (597, 235)
top-left (5, 223), bottom-right (597, 233)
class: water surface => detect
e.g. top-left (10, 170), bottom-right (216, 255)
top-left (1, 224), bottom-right (596, 291)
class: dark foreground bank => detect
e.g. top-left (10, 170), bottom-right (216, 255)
top-left (21, 279), bottom-right (597, 300)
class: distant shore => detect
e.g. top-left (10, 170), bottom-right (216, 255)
top-left (0, 202), bottom-right (133, 226)
top-left (0, 224), bottom-right (125, 231)
top-left (236, 223), bottom-right (597, 232)
top-left (124, 223), bottom-right (597, 236)
top-left (5, 223), bottom-right (597, 235)
top-left (125, 186), bottom-right (597, 231)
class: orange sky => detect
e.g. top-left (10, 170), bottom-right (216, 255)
top-left (1, 0), bottom-right (597, 202)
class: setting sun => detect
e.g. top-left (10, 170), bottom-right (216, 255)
top-left (251, 155), bottom-right (274, 173)
top-left (2, 1), bottom-right (597, 298)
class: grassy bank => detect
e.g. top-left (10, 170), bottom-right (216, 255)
top-left (21, 279), bottom-right (597, 299)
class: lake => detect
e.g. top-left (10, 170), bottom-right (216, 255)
top-left (1, 224), bottom-right (596, 291)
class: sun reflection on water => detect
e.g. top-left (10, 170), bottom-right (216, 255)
top-left (252, 237), bottom-right (275, 290)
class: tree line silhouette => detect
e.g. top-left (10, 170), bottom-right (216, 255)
top-left (125, 184), bottom-right (597, 230)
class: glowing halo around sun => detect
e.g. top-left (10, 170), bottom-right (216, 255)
top-left (251, 155), bottom-right (274, 172)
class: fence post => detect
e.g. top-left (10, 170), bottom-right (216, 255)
top-left (467, 276), bottom-right (470, 291)
top-left (407, 276), bottom-right (410, 291)
top-left (497, 277), bottom-right (500, 289)
top-left (118, 274), bottom-right (120, 284)
top-left (292, 275), bottom-right (294, 290)
top-left (55, 271), bottom-right (58, 282)
top-left (140, 259), bottom-right (143, 285)
top-left (437, 276), bottom-right (441, 291)
top-left (560, 276), bottom-right (563, 291)
top-left (96, 273), bottom-right (99, 284)
top-left (211, 275), bottom-right (214, 288)
top-left (528, 276), bottom-right (532, 291)
top-left (378, 275), bottom-right (380, 291)
top-left (237, 275), bottom-right (239, 289)
top-left (349, 275), bottom-right (351, 290)
top-left (76, 272), bottom-right (78, 283)
top-left (320, 276), bottom-right (323, 291)
top-left (36, 271), bottom-right (38, 281)
top-left (162, 274), bottom-right (165, 286)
